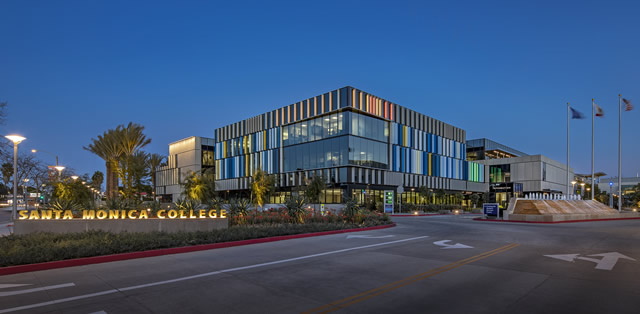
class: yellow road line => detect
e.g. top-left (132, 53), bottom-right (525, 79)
top-left (303, 243), bottom-right (520, 314)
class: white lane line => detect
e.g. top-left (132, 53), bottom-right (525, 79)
top-left (88, 311), bottom-right (107, 314)
top-left (0, 290), bottom-right (118, 314)
top-left (0, 236), bottom-right (428, 313)
top-left (0, 283), bottom-right (76, 297)
top-left (119, 236), bottom-right (428, 291)
top-left (346, 235), bottom-right (395, 239)
top-left (0, 284), bottom-right (31, 289)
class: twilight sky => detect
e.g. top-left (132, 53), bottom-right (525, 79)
top-left (1, 0), bottom-right (639, 180)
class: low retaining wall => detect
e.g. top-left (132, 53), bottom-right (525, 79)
top-left (13, 218), bottom-right (228, 235)
top-left (504, 198), bottom-right (640, 222)
top-left (507, 212), bottom-right (640, 222)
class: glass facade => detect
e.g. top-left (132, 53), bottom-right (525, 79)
top-left (490, 165), bottom-right (511, 183)
top-left (202, 145), bottom-right (215, 168)
top-left (212, 87), bottom-right (488, 205)
top-left (282, 111), bottom-right (389, 172)
top-left (389, 122), bottom-right (484, 182)
top-left (283, 112), bottom-right (345, 145)
top-left (282, 111), bottom-right (388, 146)
top-left (284, 136), bottom-right (347, 171)
top-left (214, 128), bottom-right (280, 179)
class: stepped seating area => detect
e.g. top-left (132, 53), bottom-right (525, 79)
top-left (513, 200), bottom-right (617, 215)
top-left (506, 199), bottom-right (639, 222)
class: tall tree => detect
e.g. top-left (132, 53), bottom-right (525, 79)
top-left (1, 162), bottom-right (12, 189)
top-left (417, 186), bottom-right (433, 205)
top-left (84, 127), bottom-right (122, 198)
top-left (147, 153), bottom-right (165, 198)
top-left (251, 168), bottom-right (275, 210)
top-left (30, 164), bottom-right (50, 194)
top-left (91, 171), bottom-right (104, 191)
top-left (84, 122), bottom-right (151, 199)
top-left (118, 123), bottom-right (152, 199)
top-left (305, 174), bottom-right (326, 212)
top-left (0, 102), bottom-right (7, 125)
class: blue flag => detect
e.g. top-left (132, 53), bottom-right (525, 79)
top-left (570, 107), bottom-right (585, 119)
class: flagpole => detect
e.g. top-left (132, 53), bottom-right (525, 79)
top-left (618, 94), bottom-right (622, 212)
top-left (591, 98), bottom-right (595, 200)
top-left (567, 102), bottom-right (570, 196)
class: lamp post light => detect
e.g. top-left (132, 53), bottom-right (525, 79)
top-left (580, 182), bottom-right (586, 198)
top-left (609, 181), bottom-right (614, 208)
top-left (571, 180), bottom-right (577, 195)
top-left (71, 175), bottom-right (79, 181)
top-left (31, 149), bottom-right (59, 166)
top-left (5, 135), bottom-right (26, 221)
top-left (54, 165), bottom-right (65, 178)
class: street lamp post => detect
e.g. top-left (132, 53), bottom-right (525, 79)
top-left (32, 149), bottom-right (65, 179)
top-left (609, 181), bottom-right (614, 208)
top-left (580, 182), bottom-right (586, 199)
top-left (54, 165), bottom-right (66, 178)
top-left (31, 149), bottom-right (59, 166)
top-left (23, 178), bottom-right (30, 210)
top-left (5, 135), bottom-right (26, 221)
top-left (571, 181), bottom-right (577, 195)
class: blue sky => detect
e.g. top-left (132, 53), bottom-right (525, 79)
top-left (1, 0), bottom-right (638, 179)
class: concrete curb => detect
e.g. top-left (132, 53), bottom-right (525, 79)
top-left (0, 223), bottom-right (396, 276)
top-left (472, 217), bottom-right (640, 224)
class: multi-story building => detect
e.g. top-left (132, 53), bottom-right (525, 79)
top-left (467, 138), bottom-right (574, 207)
top-left (155, 136), bottom-right (215, 202)
top-left (213, 86), bottom-right (487, 206)
top-left (466, 138), bottom-right (528, 161)
top-left (597, 177), bottom-right (640, 197)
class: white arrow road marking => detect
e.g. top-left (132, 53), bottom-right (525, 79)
top-left (346, 235), bottom-right (395, 239)
top-left (0, 283), bottom-right (75, 297)
top-left (433, 240), bottom-right (473, 249)
top-left (578, 252), bottom-right (636, 271)
top-left (545, 252), bottom-right (636, 271)
top-left (544, 254), bottom-right (580, 262)
top-left (0, 284), bottom-right (31, 289)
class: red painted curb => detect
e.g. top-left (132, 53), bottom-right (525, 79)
top-left (391, 214), bottom-right (444, 217)
top-left (472, 217), bottom-right (640, 224)
top-left (0, 223), bottom-right (395, 276)
top-left (391, 213), bottom-right (480, 217)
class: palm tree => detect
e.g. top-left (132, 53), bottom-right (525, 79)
top-left (90, 171), bottom-right (104, 191)
top-left (147, 153), bottom-right (165, 198)
top-left (84, 128), bottom-right (122, 199)
top-left (85, 122), bottom-right (151, 199)
top-left (182, 168), bottom-right (216, 202)
top-left (251, 168), bottom-right (275, 210)
top-left (124, 151), bottom-right (149, 198)
top-left (118, 123), bottom-right (151, 198)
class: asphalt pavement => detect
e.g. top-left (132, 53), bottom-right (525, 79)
top-left (0, 215), bottom-right (639, 313)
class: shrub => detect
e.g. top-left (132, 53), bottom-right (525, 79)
top-left (228, 198), bottom-right (251, 225)
top-left (343, 197), bottom-right (362, 223)
top-left (0, 221), bottom-right (391, 267)
top-left (284, 195), bottom-right (307, 224)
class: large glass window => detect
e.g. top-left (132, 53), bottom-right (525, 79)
top-left (347, 136), bottom-right (388, 169)
top-left (490, 165), bottom-right (511, 183)
top-left (284, 136), bottom-right (349, 172)
top-left (282, 110), bottom-right (387, 147)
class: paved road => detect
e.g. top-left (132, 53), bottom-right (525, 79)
top-left (1, 215), bottom-right (639, 313)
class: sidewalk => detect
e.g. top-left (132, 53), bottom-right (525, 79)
top-left (0, 221), bottom-right (12, 236)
